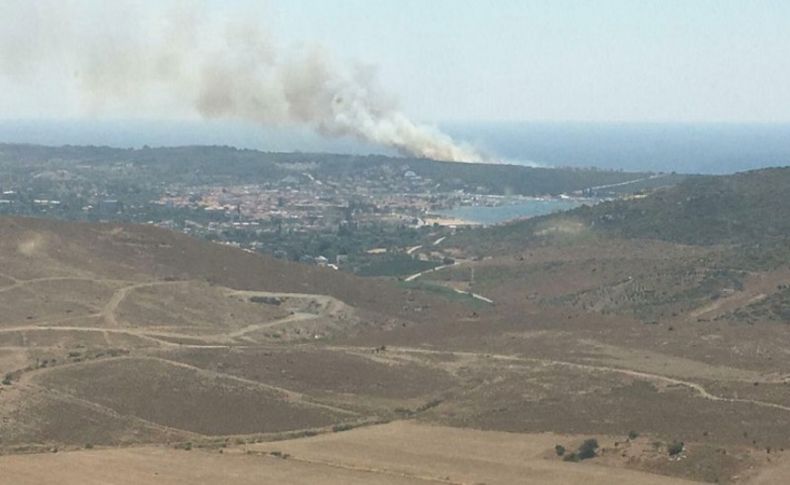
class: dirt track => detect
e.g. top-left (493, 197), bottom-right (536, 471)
top-left (0, 278), bottom-right (346, 345)
top-left (684, 268), bottom-right (790, 322)
top-left (7, 273), bottom-right (790, 416)
top-left (332, 345), bottom-right (790, 414)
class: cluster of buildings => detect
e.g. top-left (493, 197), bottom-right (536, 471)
top-left (152, 166), bottom-right (486, 235)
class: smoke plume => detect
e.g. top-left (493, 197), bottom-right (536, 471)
top-left (0, 1), bottom-right (484, 163)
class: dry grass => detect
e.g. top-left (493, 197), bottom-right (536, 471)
top-left (2, 215), bottom-right (790, 483)
top-left (33, 357), bottom-right (348, 436)
top-left (0, 422), bottom-right (709, 485)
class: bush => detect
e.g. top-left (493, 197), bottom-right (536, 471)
top-left (577, 439), bottom-right (599, 460)
top-left (668, 441), bottom-right (684, 456)
top-left (415, 399), bottom-right (443, 413)
top-left (555, 444), bottom-right (566, 456)
top-left (628, 430), bottom-right (639, 440)
top-left (563, 452), bottom-right (579, 462)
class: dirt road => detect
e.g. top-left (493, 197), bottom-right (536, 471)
top-left (334, 345), bottom-right (790, 414)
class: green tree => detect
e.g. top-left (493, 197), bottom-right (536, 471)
top-left (577, 439), bottom-right (599, 460)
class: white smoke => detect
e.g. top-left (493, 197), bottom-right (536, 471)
top-left (0, 1), bottom-right (485, 163)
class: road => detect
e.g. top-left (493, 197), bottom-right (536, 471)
top-left (403, 262), bottom-right (495, 304)
top-left (586, 173), bottom-right (670, 191)
top-left (0, 281), bottom-right (349, 347)
top-left (403, 263), bottom-right (455, 282)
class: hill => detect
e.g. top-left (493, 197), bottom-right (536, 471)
top-left (451, 166), bottom-right (790, 251)
top-left (428, 167), bottom-right (790, 328)
top-left (0, 216), bottom-right (470, 324)
top-left (0, 143), bottom-right (685, 198)
top-left (3, 214), bottom-right (790, 484)
top-left (0, 215), bottom-right (474, 451)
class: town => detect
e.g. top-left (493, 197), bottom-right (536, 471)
top-left (0, 144), bottom-right (673, 276)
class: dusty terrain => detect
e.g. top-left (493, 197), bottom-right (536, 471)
top-left (2, 216), bottom-right (790, 483)
top-left (0, 421), bottom-right (714, 485)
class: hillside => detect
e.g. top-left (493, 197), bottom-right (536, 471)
top-left (0, 216), bottom-right (467, 324)
top-left (574, 167), bottom-right (790, 245)
top-left (426, 168), bottom-right (790, 331)
top-left (451, 166), bottom-right (790, 251)
top-left (0, 215), bottom-right (477, 453)
top-left (3, 215), bottom-right (790, 484)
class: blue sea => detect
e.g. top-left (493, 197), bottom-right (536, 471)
top-left (443, 122), bottom-right (790, 174)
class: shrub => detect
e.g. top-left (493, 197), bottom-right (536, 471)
top-left (668, 441), bottom-right (684, 456)
top-left (563, 453), bottom-right (579, 462)
top-left (415, 399), bottom-right (443, 413)
top-left (577, 439), bottom-right (599, 460)
top-left (555, 445), bottom-right (566, 456)
top-left (628, 430), bottom-right (639, 440)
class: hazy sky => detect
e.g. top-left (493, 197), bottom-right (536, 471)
top-left (2, 0), bottom-right (789, 123)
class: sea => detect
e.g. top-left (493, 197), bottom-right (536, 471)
top-left (443, 122), bottom-right (790, 174)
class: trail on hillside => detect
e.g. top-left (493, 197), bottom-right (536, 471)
top-left (331, 345), bottom-right (790, 414)
top-left (7, 275), bottom-right (790, 420)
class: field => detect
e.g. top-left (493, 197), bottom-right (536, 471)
top-left (0, 421), bottom-right (727, 485)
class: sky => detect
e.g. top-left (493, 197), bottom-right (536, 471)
top-left (1, 0), bottom-right (789, 124)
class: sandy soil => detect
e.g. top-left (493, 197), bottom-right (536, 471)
top-left (0, 421), bottom-right (700, 485)
top-left (247, 421), bottom-right (697, 485)
top-left (0, 446), bottom-right (418, 485)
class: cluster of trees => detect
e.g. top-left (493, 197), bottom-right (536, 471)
top-left (555, 433), bottom-right (684, 462)
top-left (555, 438), bottom-right (599, 462)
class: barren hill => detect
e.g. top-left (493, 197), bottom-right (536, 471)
top-left (0, 216), bottom-right (470, 323)
top-left (2, 214), bottom-right (790, 484)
